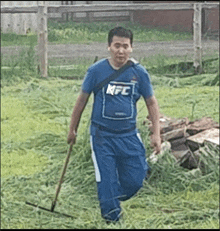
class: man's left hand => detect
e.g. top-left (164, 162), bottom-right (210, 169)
top-left (150, 134), bottom-right (161, 154)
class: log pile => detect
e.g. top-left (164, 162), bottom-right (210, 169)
top-left (144, 114), bottom-right (219, 170)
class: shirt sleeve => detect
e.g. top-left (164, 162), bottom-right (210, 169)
top-left (81, 68), bottom-right (96, 94)
top-left (137, 65), bottom-right (154, 99)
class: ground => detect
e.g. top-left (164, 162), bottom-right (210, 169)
top-left (1, 40), bottom-right (219, 61)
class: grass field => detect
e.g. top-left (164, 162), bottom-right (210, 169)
top-left (1, 21), bottom-right (192, 46)
top-left (1, 22), bottom-right (219, 229)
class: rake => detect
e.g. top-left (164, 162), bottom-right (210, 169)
top-left (26, 144), bottom-right (74, 218)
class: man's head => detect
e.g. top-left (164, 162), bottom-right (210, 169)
top-left (108, 27), bottom-right (133, 47)
top-left (108, 27), bottom-right (133, 68)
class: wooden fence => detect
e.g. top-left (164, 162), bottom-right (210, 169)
top-left (59, 1), bottom-right (132, 23)
top-left (1, 2), bottom-right (219, 77)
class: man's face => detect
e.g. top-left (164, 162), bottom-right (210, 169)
top-left (108, 36), bottom-right (132, 67)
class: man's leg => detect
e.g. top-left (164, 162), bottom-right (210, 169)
top-left (90, 135), bottom-right (122, 222)
top-left (114, 133), bottom-right (150, 201)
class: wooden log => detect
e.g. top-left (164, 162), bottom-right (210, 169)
top-left (146, 114), bottom-right (189, 135)
top-left (171, 143), bottom-right (189, 152)
top-left (187, 128), bottom-right (219, 146)
top-left (169, 136), bottom-right (187, 147)
top-left (187, 117), bottom-right (219, 136)
top-left (177, 149), bottom-right (200, 170)
top-left (186, 128), bottom-right (219, 152)
top-left (172, 149), bottom-right (191, 162)
top-left (161, 117), bottom-right (189, 134)
top-left (186, 139), bottom-right (201, 152)
top-left (173, 147), bottom-right (202, 170)
top-left (161, 127), bottom-right (186, 142)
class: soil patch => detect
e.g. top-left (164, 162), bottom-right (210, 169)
top-left (1, 40), bottom-right (219, 60)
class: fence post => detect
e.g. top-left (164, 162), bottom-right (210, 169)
top-left (86, 1), bottom-right (94, 22)
top-left (37, 1), bottom-right (48, 77)
top-left (129, 1), bottom-right (134, 23)
top-left (193, 3), bottom-right (202, 74)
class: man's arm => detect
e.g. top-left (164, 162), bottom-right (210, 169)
top-left (67, 90), bottom-right (90, 145)
top-left (145, 95), bottom-right (161, 154)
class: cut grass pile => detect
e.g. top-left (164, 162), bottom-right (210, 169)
top-left (1, 77), bottom-right (219, 229)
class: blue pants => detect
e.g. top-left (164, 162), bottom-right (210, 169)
top-left (90, 133), bottom-right (149, 222)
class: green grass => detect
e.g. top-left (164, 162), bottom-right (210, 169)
top-left (47, 21), bottom-right (192, 44)
top-left (136, 85), bottom-right (219, 123)
top-left (155, 86), bottom-right (219, 122)
top-left (1, 23), bottom-right (219, 228)
top-left (1, 21), bottom-right (192, 47)
top-left (2, 49), bottom-right (219, 87)
top-left (1, 21), bottom-right (217, 88)
top-left (1, 32), bottom-right (37, 46)
top-left (1, 76), bottom-right (219, 229)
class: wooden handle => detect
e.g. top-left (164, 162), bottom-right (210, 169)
top-left (51, 144), bottom-right (73, 212)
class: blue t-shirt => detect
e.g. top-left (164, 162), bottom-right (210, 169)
top-left (82, 58), bottom-right (154, 136)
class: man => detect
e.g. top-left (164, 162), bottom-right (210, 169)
top-left (67, 26), bottom-right (161, 223)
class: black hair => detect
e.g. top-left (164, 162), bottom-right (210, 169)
top-left (108, 26), bottom-right (133, 46)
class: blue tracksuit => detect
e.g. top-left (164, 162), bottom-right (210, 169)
top-left (82, 58), bottom-right (153, 222)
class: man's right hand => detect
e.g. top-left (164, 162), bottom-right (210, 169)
top-left (67, 90), bottom-right (90, 146)
top-left (67, 131), bottom-right (77, 146)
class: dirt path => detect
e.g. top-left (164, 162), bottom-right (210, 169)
top-left (1, 40), bottom-right (219, 60)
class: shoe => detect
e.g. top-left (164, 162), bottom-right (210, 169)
top-left (103, 212), bottom-right (123, 224)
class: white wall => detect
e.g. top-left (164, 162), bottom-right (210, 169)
top-left (1, 1), bottom-right (39, 34)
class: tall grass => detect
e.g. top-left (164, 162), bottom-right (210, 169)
top-left (1, 40), bottom-right (40, 86)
